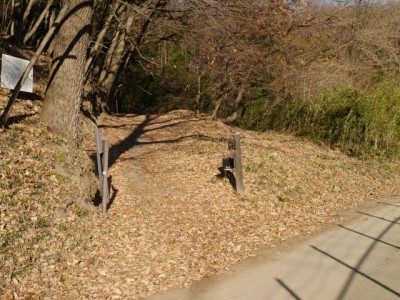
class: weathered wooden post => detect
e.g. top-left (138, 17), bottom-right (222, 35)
top-left (102, 141), bottom-right (109, 213)
top-left (233, 132), bottom-right (244, 195)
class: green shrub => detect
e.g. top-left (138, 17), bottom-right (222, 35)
top-left (239, 80), bottom-right (400, 158)
top-left (162, 47), bottom-right (189, 79)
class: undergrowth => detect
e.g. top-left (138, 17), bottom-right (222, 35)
top-left (239, 80), bottom-right (400, 159)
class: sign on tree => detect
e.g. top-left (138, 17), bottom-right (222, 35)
top-left (1, 54), bottom-right (33, 93)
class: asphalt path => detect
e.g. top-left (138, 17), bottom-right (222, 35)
top-left (146, 197), bottom-right (400, 300)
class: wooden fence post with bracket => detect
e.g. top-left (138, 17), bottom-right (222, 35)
top-left (233, 132), bottom-right (244, 196)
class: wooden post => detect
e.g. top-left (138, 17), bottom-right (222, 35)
top-left (233, 132), bottom-right (244, 195)
top-left (102, 141), bottom-right (109, 213)
top-left (95, 129), bottom-right (104, 196)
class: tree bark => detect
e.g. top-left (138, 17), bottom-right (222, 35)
top-left (23, 0), bottom-right (54, 44)
top-left (225, 85), bottom-right (245, 123)
top-left (97, 25), bottom-right (122, 85)
top-left (10, 0), bottom-right (15, 36)
top-left (98, 7), bottom-right (134, 97)
top-left (46, 8), bottom-right (56, 55)
top-left (195, 68), bottom-right (206, 115)
top-left (210, 98), bottom-right (223, 121)
top-left (40, 0), bottom-right (93, 144)
top-left (15, 0), bottom-right (35, 45)
top-left (85, 0), bottom-right (123, 77)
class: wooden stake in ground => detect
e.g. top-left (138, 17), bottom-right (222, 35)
top-left (233, 132), bottom-right (244, 195)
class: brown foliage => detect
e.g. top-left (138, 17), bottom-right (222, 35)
top-left (273, 0), bottom-right (400, 99)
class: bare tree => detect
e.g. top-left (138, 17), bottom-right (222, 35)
top-left (85, 0), bottom-right (124, 77)
top-left (152, 0), bottom-right (290, 120)
top-left (23, 0), bottom-right (55, 44)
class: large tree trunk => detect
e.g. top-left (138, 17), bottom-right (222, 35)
top-left (40, 0), bottom-right (93, 144)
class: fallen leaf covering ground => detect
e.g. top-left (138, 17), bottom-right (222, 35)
top-left (9, 107), bottom-right (400, 299)
top-left (2, 42), bottom-right (400, 299)
top-left (86, 112), bottom-right (400, 299)
top-left (0, 55), bottom-right (98, 299)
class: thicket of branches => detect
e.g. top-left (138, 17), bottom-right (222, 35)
top-left (1, 0), bottom-right (400, 156)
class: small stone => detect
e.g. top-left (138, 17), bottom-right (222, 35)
top-left (333, 185), bottom-right (341, 193)
top-left (270, 152), bottom-right (279, 159)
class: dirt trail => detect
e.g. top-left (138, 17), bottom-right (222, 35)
top-left (39, 110), bottom-right (400, 299)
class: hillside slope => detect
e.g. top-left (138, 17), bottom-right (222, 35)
top-left (0, 42), bottom-right (98, 298)
top-left (2, 100), bottom-right (400, 298)
top-left (1, 44), bottom-right (400, 299)
top-left (22, 110), bottom-right (400, 299)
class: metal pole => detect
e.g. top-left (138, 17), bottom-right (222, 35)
top-left (233, 132), bottom-right (244, 195)
top-left (95, 129), bottom-right (103, 196)
top-left (102, 141), bottom-right (109, 213)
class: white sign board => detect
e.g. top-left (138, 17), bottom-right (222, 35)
top-left (1, 54), bottom-right (33, 93)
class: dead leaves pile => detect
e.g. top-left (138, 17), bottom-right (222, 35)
top-left (2, 103), bottom-right (400, 299)
top-left (35, 110), bottom-right (397, 299)
top-left (0, 91), bottom-right (97, 299)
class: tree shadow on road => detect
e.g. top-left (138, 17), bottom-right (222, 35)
top-left (275, 278), bottom-right (301, 300)
top-left (311, 213), bottom-right (400, 299)
top-left (357, 211), bottom-right (400, 225)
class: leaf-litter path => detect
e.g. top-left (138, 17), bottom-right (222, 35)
top-left (50, 110), bottom-right (400, 299)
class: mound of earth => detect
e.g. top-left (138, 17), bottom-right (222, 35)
top-left (1, 38), bottom-right (400, 298)
top-left (11, 110), bottom-right (397, 299)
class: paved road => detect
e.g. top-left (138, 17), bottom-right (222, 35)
top-left (147, 198), bottom-right (400, 300)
